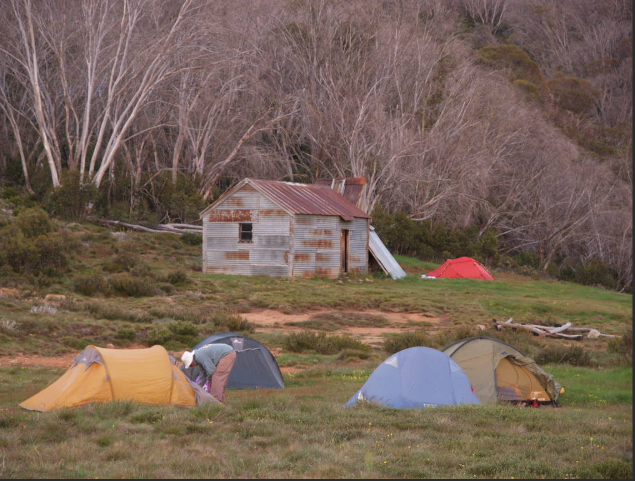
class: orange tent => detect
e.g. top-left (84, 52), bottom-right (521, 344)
top-left (20, 345), bottom-right (216, 412)
top-left (426, 257), bottom-right (494, 280)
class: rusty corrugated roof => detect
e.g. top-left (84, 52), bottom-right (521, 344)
top-left (248, 179), bottom-right (370, 219)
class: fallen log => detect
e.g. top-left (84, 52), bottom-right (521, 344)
top-left (494, 320), bottom-right (548, 337)
top-left (98, 219), bottom-right (180, 234)
top-left (494, 320), bottom-right (583, 340)
top-left (544, 322), bottom-right (572, 334)
top-left (560, 327), bottom-right (617, 337)
top-left (97, 220), bottom-right (203, 235)
top-left (154, 225), bottom-right (202, 234)
top-left (162, 223), bottom-right (202, 230)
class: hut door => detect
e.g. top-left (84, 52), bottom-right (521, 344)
top-left (340, 229), bottom-right (350, 273)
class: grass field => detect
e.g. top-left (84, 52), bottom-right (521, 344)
top-left (0, 224), bottom-right (632, 478)
top-left (0, 364), bottom-right (631, 479)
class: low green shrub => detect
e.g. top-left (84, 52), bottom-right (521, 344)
top-left (211, 311), bottom-right (255, 332)
top-left (167, 269), bottom-right (188, 285)
top-left (43, 170), bottom-right (99, 221)
top-left (181, 233), bottom-right (202, 246)
top-left (84, 301), bottom-right (152, 323)
top-left (547, 75), bottom-right (600, 117)
top-left (73, 274), bottom-right (112, 296)
top-left (102, 248), bottom-right (140, 273)
top-left (109, 274), bottom-right (156, 297)
top-left (608, 327), bottom-right (632, 365)
top-left (130, 410), bottom-right (163, 424)
top-left (383, 330), bottom-right (437, 354)
top-left (144, 320), bottom-right (201, 350)
top-left (0, 211), bottom-right (71, 276)
top-left (13, 207), bottom-right (53, 238)
top-left (167, 320), bottom-right (198, 337)
top-left (370, 205), bottom-right (500, 267)
top-left (115, 327), bottom-right (136, 341)
top-left (284, 331), bottom-right (370, 354)
top-left (535, 345), bottom-right (594, 367)
top-left (383, 326), bottom-right (476, 354)
top-left (95, 435), bottom-right (115, 447)
top-left (148, 306), bottom-right (206, 324)
top-left (477, 44), bottom-right (545, 87)
top-left (337, 348), bottom-right (372, 360)
top-left (145, 327), bottom-right (173, 346)
top-left (61, 336), bottom-right (95, 350)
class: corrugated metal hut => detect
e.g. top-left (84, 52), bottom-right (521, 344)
top-left (199, 178), bottom-right (371, 278)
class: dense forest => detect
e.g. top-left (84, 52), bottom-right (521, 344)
top-left (0, 0), bottom-right (631, 290)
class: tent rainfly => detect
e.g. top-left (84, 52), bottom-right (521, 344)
top-left (442, 336), bottom-right (562, 405)
top-left (345, 347), bottom-right (480, 409)
top-left (426, 257), bottom-right (494, 280)
top-left (20, 345), bottom-right (217, 412)
top-left (192, 333), bottom-right (284, 389)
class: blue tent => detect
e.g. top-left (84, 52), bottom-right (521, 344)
top-left (345, 347), bottom-right (480, 408)
top-left (193, 333), bottom-right (284, 389)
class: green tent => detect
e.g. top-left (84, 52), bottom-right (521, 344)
top-left (443, 336), bottom-right (562, 405)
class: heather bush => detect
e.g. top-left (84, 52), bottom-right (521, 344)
top-left (145, 327), bottom-right (173, 346)
top-left (383, 330), bottom-right (438, 354)
top-left (84, 301), bottom-right (152, 323)
top-left (285, 331), bottom-right (370, 354)
top-left (103, 245), bottom-right (140, 273)
top-left (547, 75), bottom-right (600, 117)
top-left (608, 328), bottom-right (633, 366)
top-left (476, 44), bottom-right (546, 87)
top-left (73, 274), bottom-right (111, 297)
top-left (109, 274), bottom-right (156, 297)
top-left (211, 311), bottom-right (255, 332)
top-left (180, 233), bottom-right (202, 246)
top-left (0, 222), bottom-right (70, 276)
top-left (115, 327), bottom-right (136, 341)
top-left (535, 345), bottom-right (594, 367)
top-left (43, 170), bottom-right (99, 221)
top-left (167, 269), bottom-right (188, 285)
top-left (371, 205), bottom-right (501, 266)
top-left (13, 207), bottom-right (53, 238)
top-left (168, 320), bottom-right (199, 337)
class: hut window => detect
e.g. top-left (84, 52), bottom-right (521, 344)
top-left (239, 223), bottom-right (253, 243)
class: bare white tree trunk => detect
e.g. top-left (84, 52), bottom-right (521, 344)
top-left (5, 0), bottom-right (61, 187)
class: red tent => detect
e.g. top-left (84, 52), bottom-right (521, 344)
top-left (426, 257), bottom-right (494, 280)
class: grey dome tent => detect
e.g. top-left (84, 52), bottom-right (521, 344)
top-left (193, 333), bottom-right (284, 389)
top-left (345, 347), bottom-right (480, 409)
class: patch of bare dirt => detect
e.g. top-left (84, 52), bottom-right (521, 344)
top-left (0, 343), bottom-right (150, 369)
top-left (0, 353), bottom-right (77, 368)
top-left (243, 308), bottom-right (442, 345)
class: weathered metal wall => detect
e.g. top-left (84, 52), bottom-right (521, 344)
top-left (203, 184), bottom-right (291, 276)
top-left (292, 215), bottom-right (339, 278)
top-left (292, 215), bottom-right (369, 278)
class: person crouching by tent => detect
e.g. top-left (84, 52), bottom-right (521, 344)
top-left (181, 344), bottom-right (236, 403)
